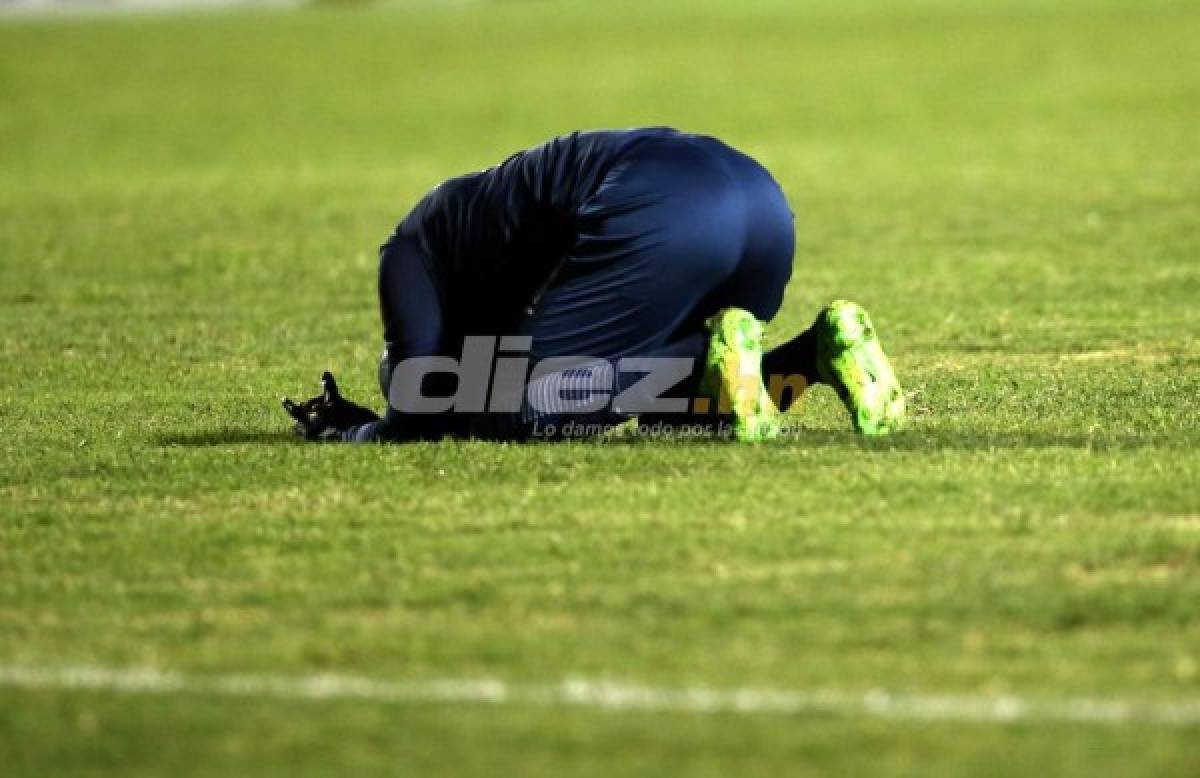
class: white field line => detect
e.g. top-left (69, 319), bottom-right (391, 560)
top-left (0, 0), bottom-right (477, 17)
top-left (1, 665), bottom-right (1199, 726)
top-left (0, 0), bottom-right (296, 17)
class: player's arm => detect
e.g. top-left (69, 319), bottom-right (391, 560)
top-left (282, 230), bottom-right (449, 443)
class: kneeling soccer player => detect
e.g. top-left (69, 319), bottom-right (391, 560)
top-left (283, 127), bottom-right (905, 443)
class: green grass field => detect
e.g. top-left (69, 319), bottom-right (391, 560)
top-left (2, 0), bottom-right (1199, 774)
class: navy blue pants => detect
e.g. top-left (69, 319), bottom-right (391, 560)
top-left (357, 135), bottom-right (795, 441)
top-left (520, 135), bottom-right (794, 360)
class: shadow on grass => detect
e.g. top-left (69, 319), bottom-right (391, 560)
top-left (155, 426), bottom-right (1181, 452)
top-left (598, 426), bottom-right (1181, 451)
top-left (156, 429), bottom-right (298, 446)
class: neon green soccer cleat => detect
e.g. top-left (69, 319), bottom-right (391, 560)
top-left (814, 300), bottom-right (906, 436)
top-left (699, 307), bottom-right (782, 443)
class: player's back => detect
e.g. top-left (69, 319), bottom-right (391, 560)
top-left (397, 127), bottom-right (683, 334)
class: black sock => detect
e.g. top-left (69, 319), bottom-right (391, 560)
top-left (762, 326), bottom-right (820, 412)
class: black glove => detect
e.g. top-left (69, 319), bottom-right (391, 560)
top-left (282, 371), bottom-right (381, 441)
